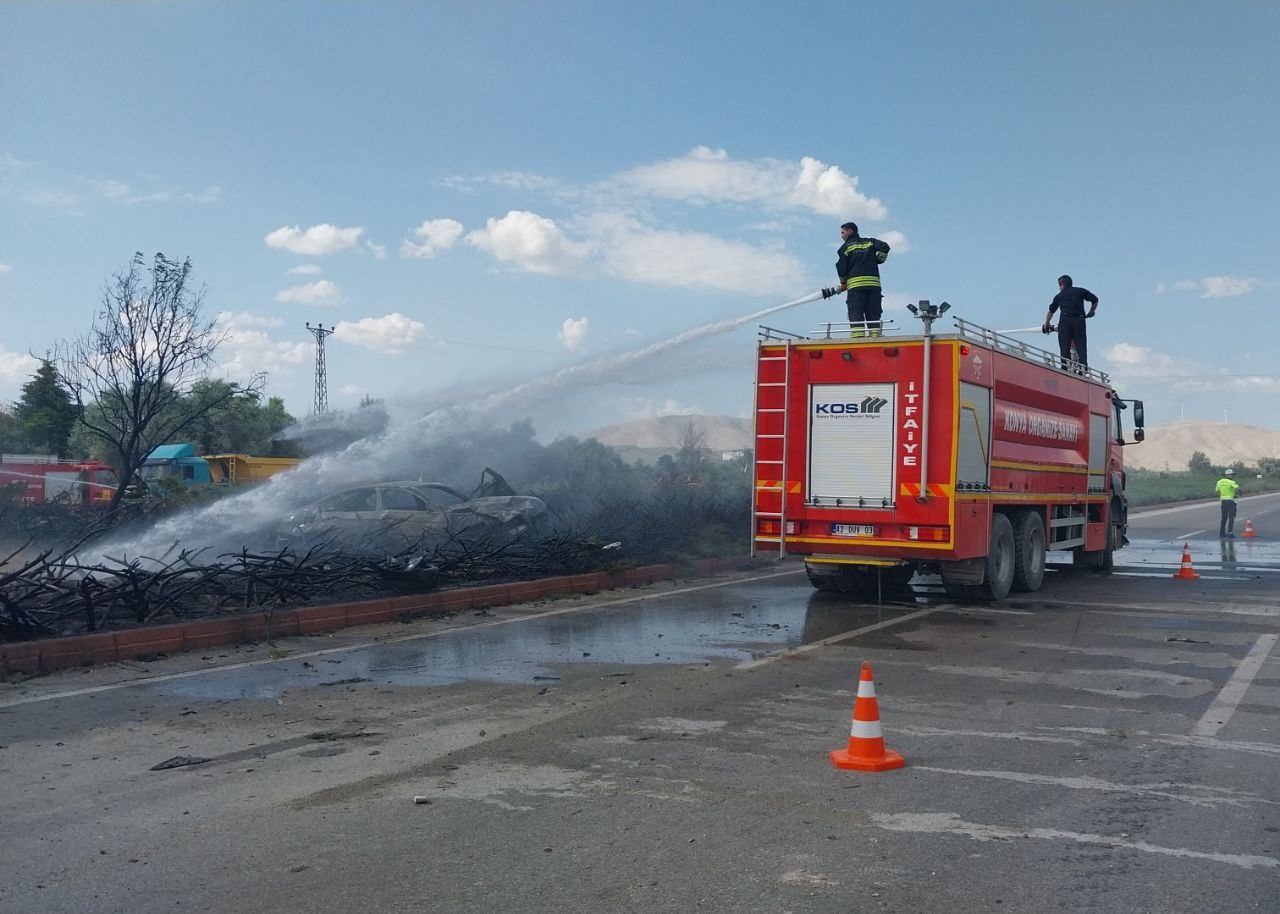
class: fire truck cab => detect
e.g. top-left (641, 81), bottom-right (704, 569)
top-left (751, 303), bottom-right (1144, 600)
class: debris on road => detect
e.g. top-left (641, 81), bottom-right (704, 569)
top-left (150, 756), bottom-right (210, 771)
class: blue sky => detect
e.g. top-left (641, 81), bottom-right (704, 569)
top-left (2, 1), bottom-right (1278, 440)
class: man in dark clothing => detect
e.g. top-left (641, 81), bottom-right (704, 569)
top-left (1043, 274), bottom-right (1099, 369)
top-left (836, 222), bottom-right (891, 337)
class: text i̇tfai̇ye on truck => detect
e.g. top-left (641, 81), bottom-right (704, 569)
top-left (751, 301), bottom-right (1145, 600)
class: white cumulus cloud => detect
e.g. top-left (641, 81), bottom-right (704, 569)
top-left (1154, 275), bottom-right (1269, 298)
top-left (334, 313), bottom-right (429, 354)
top-left (288, 263), bottom-right (323, 275)
top-left (589, 213), bottom-right (805, 296)
top-left (1103, 342), bottom-right (1280, 392)
top-left (264, 223), bottom-right (364, 255)
top-left (558, 317), bottom-right (589, 351)
top-left (401, 218), bottom-right (465, 260)
top-left (216, 310), bottom-right (284, 329)
top-left (276, 280), bottom-right (342, 305)
top-left (466, 210), bottom-right (592, 275)
top-left (0, 263), bottom-right (12, 273)
top-left (615, 147), bottom-right (887, 221)
top-left (213, 312), bottom-right (310, 381)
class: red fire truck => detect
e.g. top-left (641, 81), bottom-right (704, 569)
top-left (0, 455), bottom-right (120, 509)
top-left (751, 302), bottom-right (1145, 600)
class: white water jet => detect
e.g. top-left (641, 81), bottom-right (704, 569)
top-left (88, 289), bottom-right (828, 562)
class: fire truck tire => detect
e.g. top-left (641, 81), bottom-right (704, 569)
top-left (978, 513), bottom-right (1016, 601)
top-left (805, 563), bottom-right (845, 592)
top-left (1011, 511), bottom-right (1047, 593)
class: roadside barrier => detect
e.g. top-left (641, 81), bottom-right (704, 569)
top-left (1172, 543), bottom-right (1201, 580)
top-left (1243, 518), bottom-right (1257, 538)
top-left (830, 661), bottom-right (906, 772)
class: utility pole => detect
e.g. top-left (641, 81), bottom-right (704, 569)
top-left (306, 322), bottom-right (334, 415)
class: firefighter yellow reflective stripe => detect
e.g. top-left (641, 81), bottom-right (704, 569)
top-left (875, 251), bottom-right (888, 263)
top-left (843, 241), bottom-right (874, 253)
top-left (844, 276), bottom-right (882, 289)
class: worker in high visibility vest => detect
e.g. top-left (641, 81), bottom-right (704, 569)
top-left (1216, 467), bottom-right (1240, 537)
top-left (836, 222), bottom-right (891, 338)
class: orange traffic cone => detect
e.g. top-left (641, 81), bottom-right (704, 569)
top-left (1243, 519), bottom-right (1257, 538)
top-left (1172, 543), bottom-right (1201, 580)
top-left (830, 662), bottom-right (905, 771)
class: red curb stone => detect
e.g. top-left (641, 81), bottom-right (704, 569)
top-left (267, 609), bottom-right (301, 639)
top-left (3, 560), bottom-right (755, 676)
top-left (465, 584), bottom-right (511, 606)
top-left (343, 600), bottom-right (395, 627)
top-left (506, 581), bottom-right (546, 603)
top-left (1, 640), bottom-right (41, 675)
top-left (241, 612), bottom-right (274, 642)
top-left (1, 641), bottom-right (42, 676)
top-left (114, 626), bottom-right (186, 662)
top-left (183, 617), bottom-right (248, 651)
top-left (37, 632), bottom-right (118, 670)
top-left (296, 605), bottom-right (349, 635)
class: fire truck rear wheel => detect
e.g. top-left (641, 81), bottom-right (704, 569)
top-left (978, 513), bottom-right (1016, 601)
top-left (1011, 510), bottom-right (1047, 593)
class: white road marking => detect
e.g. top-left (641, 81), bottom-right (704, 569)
top-left (1157, 734), bottom-right (1280, 757)
top-left (0, 568), bottom-right (806, 709)
top-left (896, 725), bottom-right (1082, 745)
top-left (912, 766), bottom-right (1273, 809)
top-left (1192, 633), bottom-right (1280, 737)
top-left (734, 605), bottom-right (947, 670)
top-left (870, 812), bottom-right (1278, 870)
top-left (1176, 529), bottom-right (1208, 539)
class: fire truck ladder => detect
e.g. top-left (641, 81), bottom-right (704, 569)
top-left (752, 328), bottom-right (798, 558)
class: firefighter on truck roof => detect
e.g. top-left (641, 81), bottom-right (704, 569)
top-left (836, 222), bottom-right (891, 338)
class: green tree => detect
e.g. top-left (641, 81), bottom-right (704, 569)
top-left (184, 382), bottom-right (298, 456)
top-left (13, 359), bottom-right (79, 456)
top-left (0, 406), bottom-right (28, 454)
top-left (1187, 451), bottom-right (1212, 473)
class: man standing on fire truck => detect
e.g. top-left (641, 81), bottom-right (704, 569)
top-left (1043, 274), bottom-right (1099, 369)
top-left (836, 222), bottom-right (891, 338)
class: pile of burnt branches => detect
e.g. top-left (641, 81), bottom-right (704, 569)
top-left (0, 492), bottom-right (746, 640)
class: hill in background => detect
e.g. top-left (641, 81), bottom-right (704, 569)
top-left (1124, 422), bottom-right (1280, 471)
top-left (578, 415), bottom-right (1280, 472)
top-left (579, 414), bottom-right (751, 465)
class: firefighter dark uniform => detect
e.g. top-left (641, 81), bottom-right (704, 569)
top-left (836, 230), bottom-right (891, 337)
top-left (1044, 277), bottom-right (1098, 369)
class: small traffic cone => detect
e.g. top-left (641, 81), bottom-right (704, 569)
top-left (1243, 518), bottom-right (1257, 538)
top-left (1172, 543), bottom-right (1201, 580)
top-left (830, 662), bottom-right (905, 772)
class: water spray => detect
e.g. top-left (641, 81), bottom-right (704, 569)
top-left (88, 287), bottom-right (837, 562)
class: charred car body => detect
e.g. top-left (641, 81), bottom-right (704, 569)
top-left (279, 468), bottom-right (547, 555)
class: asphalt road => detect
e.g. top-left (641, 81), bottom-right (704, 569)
top-left (2, 497), bottom-right (1278, 913)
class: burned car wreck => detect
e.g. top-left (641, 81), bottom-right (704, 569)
top-left (279, 468), bottom-right (548, 556)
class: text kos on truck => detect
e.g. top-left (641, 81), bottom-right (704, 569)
top-left (751, 303), bottom-right (1145, 600)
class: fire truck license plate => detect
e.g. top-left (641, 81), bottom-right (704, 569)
top-left (831, 524), bottom-right (876, 537)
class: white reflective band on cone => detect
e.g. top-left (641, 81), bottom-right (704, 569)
top-left (857, 680), bottom-right (877, 698)
top-left (850, 719), bottom-right (884, 738)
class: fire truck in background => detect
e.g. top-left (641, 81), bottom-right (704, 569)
top-left (751, 301), bottom-right (1145, 600)
top-left (0, 455), bottom-right (120, 509)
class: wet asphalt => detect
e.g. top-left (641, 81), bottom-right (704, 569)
top-left (1, 492), bottom-right (1278, 913)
